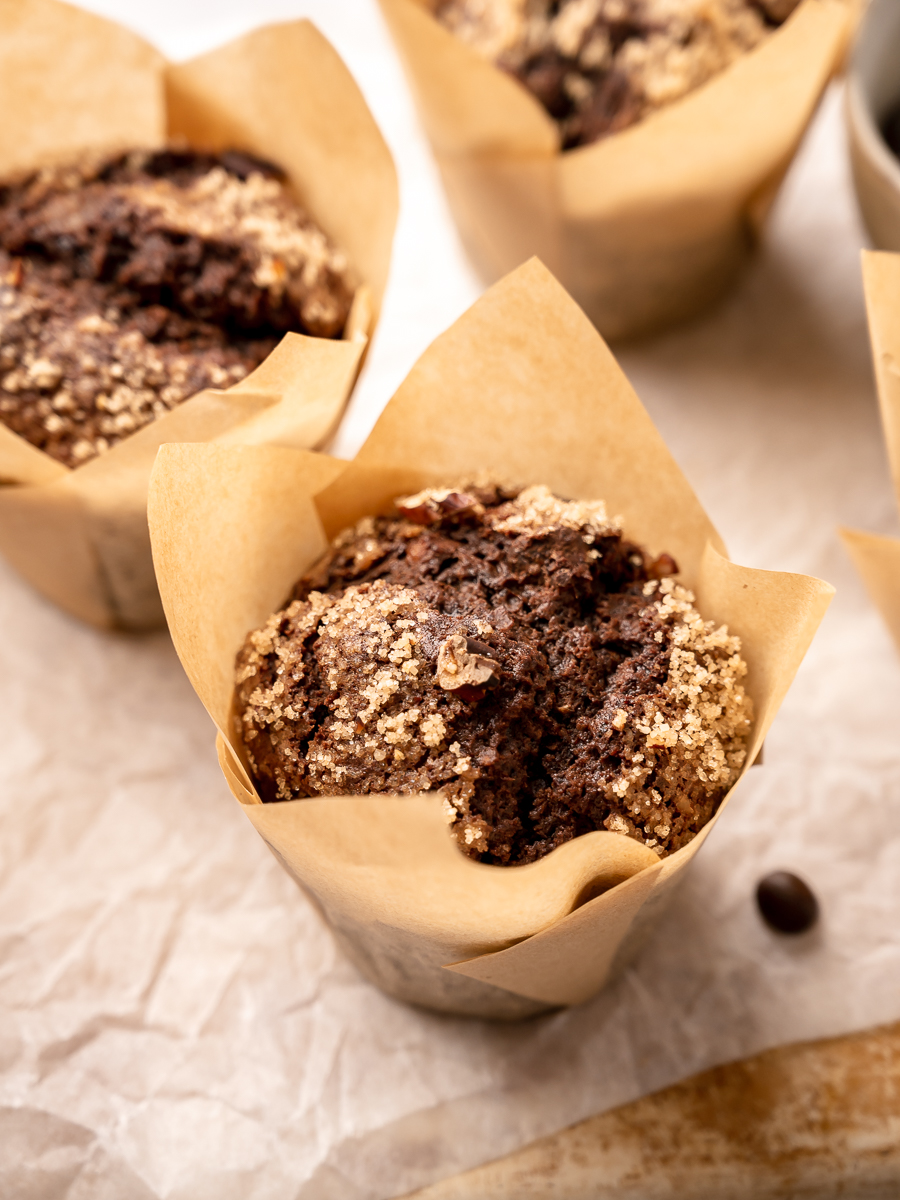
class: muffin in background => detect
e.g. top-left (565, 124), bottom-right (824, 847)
top-left (436, 0), bottom-right (801, 149)
top-left (0, 146), bottom-right (357, 467)
top-left (0, 2), bottom-right (397, 630)
top-left (380, 0), bottom-right (850, 339)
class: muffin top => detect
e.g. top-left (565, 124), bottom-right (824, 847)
top-left (234, 483), bottom-right (752, 866)
top-left (0, 147), bottom-right (357, 466)
top-left (435, 0), bottom-right (800, 149)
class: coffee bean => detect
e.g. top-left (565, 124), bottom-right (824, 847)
top-left (756, 871), bottom-right (819, 934)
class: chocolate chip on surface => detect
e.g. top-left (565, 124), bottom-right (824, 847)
top-left (464, 637), bottom-right (494, 659)
top-left (648, 552), bottom-right (678, 580)
top-left (756, 871), bottom-right (819, 934)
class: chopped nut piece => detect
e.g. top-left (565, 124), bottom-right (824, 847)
top-left (396, 487), bottom-right (484, 525)
top-left (436, 633), bottom-right (501, 690)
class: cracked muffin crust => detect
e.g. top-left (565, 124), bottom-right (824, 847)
top-left (0, 147), bottom-right (357, 467)
top-left (234, 484), bottom-right (752, 867)
top-left (434, 0), bottom-right (801, 149)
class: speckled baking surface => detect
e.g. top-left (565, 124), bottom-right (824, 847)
top-left (2, 2), bottom-right (900, 1198)
top-left (406, 1021), bottom-right (900, 1198)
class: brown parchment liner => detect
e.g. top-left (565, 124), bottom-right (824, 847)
top-left (841, 250), bottom-right (900, 648)
top-left (149, 259), bottom-right (833, 1019)
top-left (0, 0), bottom-right (398, 630)
top-left (378, 0), bottom-right (850, 340)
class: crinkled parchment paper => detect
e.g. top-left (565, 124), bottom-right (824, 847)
top-left (1, 3), bottom-right (900, 1197)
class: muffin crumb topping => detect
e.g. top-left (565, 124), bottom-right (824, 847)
top-left (235, 482), bottom-right (752, 864)
top-left (435, 0), bottom-right (800, 148)
top-left (0, 147), bottom-right (356, 466)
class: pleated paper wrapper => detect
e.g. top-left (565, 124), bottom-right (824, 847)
top-left (149, 259), bottom-right (833, 1020)
top-left (0, 0), bottom-right (398, 631)
top-left (379, 0), bottom-right (851, 340)
top-left (841, 250), bottom-right (900, 647)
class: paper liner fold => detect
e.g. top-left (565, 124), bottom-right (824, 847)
top-left (149, 259), bottom-right (833, 1018)
top-left (0, 0), bottom-right (397, 630)
top-left (380, 0), bottom-right (850, 339)
top-left (840, 250), bottom-right (900, 649)
top-left (164, 19), bottom-right (396, 312)
top-left (0, 0), bottom-right (166, 176)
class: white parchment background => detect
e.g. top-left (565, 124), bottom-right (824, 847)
top-left (1, 3), bottom-right (899, 1198)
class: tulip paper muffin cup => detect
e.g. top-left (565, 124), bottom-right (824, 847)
top-left (841, 251), bottom-right (900, 646)
top-left (379, 0), bottom-right (850, 340)
top-left (0, 0), bottom-right (398, 631)
top-left (149, 259), bottom-right (833, 1019)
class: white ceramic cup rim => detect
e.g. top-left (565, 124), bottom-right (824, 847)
top-left (847, 0), bottom-right (900, 197)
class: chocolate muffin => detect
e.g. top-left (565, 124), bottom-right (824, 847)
top-left (434, 0), bottom-right (801, 149)
top-left (0, 147), bottom-right (356, 466)
top-left (234, 484), bottom-right (752, 866)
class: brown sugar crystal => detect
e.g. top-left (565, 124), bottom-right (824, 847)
top-left (234, 484), bottom-right (753, 866)
top-left (0, 253), bottom-right (276, 467)
top-left (0, 147), bottom-right (357, 466)
top-left (434, 0), bottom-right (802, 149)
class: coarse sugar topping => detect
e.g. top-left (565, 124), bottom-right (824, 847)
top-left (0, 252), bottom-right (265, 467)
top-left (235, 580), bottom-right (482, 801)
top-left (234, 482), bottom-right (753, 865)
top-left (118, 167), bottom-right (354, 314)
top-left (435, 0), bottom-right (797, 149)
top-left (597, 576), bottom-right (752, 851)
top-left (0, 147), bottom-right (357, 465)
top-left (645, 576), bottom-right (751, 785)
top-left (488, 483), bottom-right (621, 541)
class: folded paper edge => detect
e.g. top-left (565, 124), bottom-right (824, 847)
top-left (839, 526), bottom-right (900, 653)
top-left (443, 546), bottom-right (834, 1004)
top-left (152, 258), bottom-right (835, 1011)
top-left (0, 13), bottom-right (387, 490)
top-left (383, 0), bottom-right (847, 185)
